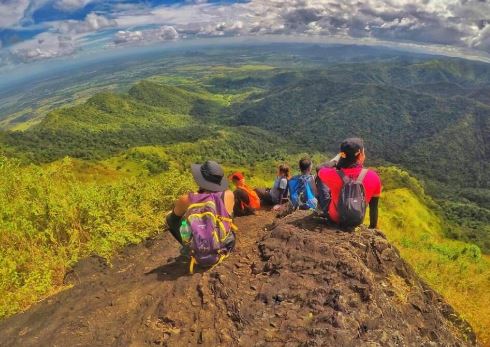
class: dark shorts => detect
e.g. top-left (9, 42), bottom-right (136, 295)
top-left (234, 189), bottom-right (255, 216)
top-left (255, 188), bottom-right (275, 206)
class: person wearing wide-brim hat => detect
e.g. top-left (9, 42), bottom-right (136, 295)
top-left (165, 161), bottom-right (235, 245)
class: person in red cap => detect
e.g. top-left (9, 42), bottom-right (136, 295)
top-left (229, 172), bottom-right (261, 216)
top-left (317, 138), bottom-right (382, 229)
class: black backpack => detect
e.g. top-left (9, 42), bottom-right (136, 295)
top-left (337, 168), bottom-right (368, 228)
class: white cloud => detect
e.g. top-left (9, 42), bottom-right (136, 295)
top-left (57, 12), bottom-right (116, 34)
top-left (101, 0), bottom-right (490, 58)
top-left (114, 25), bottom-right (178, 45)
top-left (0, 0), bottom-right (95, 28)
top-left (468, 23), bottom-right (490, 50)
top-left (160, 0), bottom-right (489, 53)
top-left (0, 0), bottom-right (31, 27)
top-left (114, 30), bottom-right (144, 44)
top-left (7, 12), bottom-right (114, 62)
top-left (4, 0), bottom-right (490, 65)
top-left (53, 0), bottom-right (94, 12)
top-left (114, 2), bottom-right (218, 28)
top-left (11, 32), bottom-right (76, 61)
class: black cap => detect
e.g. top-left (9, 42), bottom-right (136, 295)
top-left (191, 161), bottom-right (228, 192)
top-left (340, 137), bottom-right (364, 159)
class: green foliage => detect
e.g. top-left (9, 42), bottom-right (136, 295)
top-left (378, 178), bottom-right (490, 344)
top-left (125, 149), bottom-right (170, 175)
top-left (377, 166), bottom-right (427, 198)
top-left (440, 200), bottom-right (490, 253)
top-left (236, 77), bottom-right (489, 190)
top-left (378, 167), bottom-right (490, 253)
top-left (128, 81), bottom-right (197, 114)
top-left (1, 88), bottom-right (216, 161)
top-left (0, 156), bottom-right (194, 318)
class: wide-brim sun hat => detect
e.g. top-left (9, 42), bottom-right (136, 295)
top-left (191, 160), bottom-right (229, 192)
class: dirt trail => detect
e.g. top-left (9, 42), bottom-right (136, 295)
top-left (0, 210), bottom-right (478, 347)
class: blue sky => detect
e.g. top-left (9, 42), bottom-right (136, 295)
top-left (1, 0), bottom-right (490, 67)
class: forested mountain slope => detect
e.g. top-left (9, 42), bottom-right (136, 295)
top-left (0, 81), bottom-right (288, 163)
top-left (237, 77), bottom-right (490, 189)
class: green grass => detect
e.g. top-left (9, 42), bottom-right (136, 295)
top-left (378, 167), bottom-right (490, 345)
top-left (0, 156), bottom-right (194, 318)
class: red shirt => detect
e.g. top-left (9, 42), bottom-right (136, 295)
top-left (318, 166), bottom-right (382, 224)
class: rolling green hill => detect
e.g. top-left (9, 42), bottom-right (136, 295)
top-left (0, 81), bottom-right (289, 163)
top-left (319, 59), bottom-right (490, 88)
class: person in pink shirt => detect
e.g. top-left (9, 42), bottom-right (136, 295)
top-left (317, 138), bottom-right (382, 229)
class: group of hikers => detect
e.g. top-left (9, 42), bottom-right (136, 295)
top-left (166, 137), bottom-right (382, 273)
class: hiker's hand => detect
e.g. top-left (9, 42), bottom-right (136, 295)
top-left (330, 153), bottom-right (341, 164)
top-left (272, 204), bottom-right (282, 211)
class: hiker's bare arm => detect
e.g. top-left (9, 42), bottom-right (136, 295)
top-left (224, 190), bottom-right (235, 215)
top-left (316, 154), bottom-right (341, 172)
top-left (369, 197), bottom-right (379, 229)
top-left (310, 179), bottom-right (318, 196)
top-left (173, 194), bottom-right (191, 217)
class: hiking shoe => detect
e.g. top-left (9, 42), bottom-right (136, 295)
top-left (312, 209), bottom-right (328, 219)
top-left (276, 203), bottom-right (295, 218)
top-left (179, 246), bottom-right (191, 259)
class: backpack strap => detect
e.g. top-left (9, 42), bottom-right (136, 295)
top-left (218, 216), bottom-right (238, 231)
top-left (216, 192), bottom-right (238, 232)
top-left (336, 170), bottom-right (350, 185)
top-left (356, 168), bottom-right (369, 184)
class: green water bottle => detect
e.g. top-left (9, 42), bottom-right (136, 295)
top-left (180, 220), bottom-right (192, 244)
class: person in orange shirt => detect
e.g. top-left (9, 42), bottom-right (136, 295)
top-left (229, 172), bottom-right (261, 216)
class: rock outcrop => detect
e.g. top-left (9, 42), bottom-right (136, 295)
top-left (251, 211), bottom-right (477, 346)
top-left (0, 211), bottom-right (477, 346)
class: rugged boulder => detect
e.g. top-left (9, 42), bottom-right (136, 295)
top-left (249, 211), bottom-right (477, 346)
top-left (0, 211), bottom-right (477, 346)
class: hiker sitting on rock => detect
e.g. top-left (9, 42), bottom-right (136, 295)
top-left (255, 164), bottom-right (290, 210)
top-left (229, 172), bottom-right (260, 216)
top-left (317, 138), bottom-right (382, 229)
top-left (289, 158), bottom-right (318, 210)
top-left (165, 161), bottom-right (237, 273)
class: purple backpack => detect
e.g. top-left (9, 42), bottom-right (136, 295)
top-left (184, 192), bottom-right (236, 273)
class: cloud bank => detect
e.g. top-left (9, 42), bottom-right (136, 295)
top-left (1, 0), bottom-right (490, 64)
top-left (53, 0), bottom-right (95, 12)
top-left (114, 26), bottom-right (179, 45)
